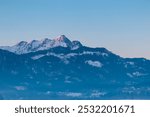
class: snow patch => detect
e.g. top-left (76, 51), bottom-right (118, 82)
top-left (127, 62), bottom-right (135, 65)
top-left (133, 72), bottom-right (144, 77)
top-left (15, 86), bottom-right (26, 91)
top-left (90, 90), bottom-right (106, 97)
top-left (31, 51), bottom-right (109, 60)
top-left (127, 73), bottom-right (133, 78)
top-left (85, 60), bottom-right (103, 68)
top-left (58, 92), bottom-right (82, 97)
top-left (66, 93), bottom-right (82, 97)
top-left (127, 72), bottom-right (147, 78)
top-left (31, 54), bottom-right (45, 60)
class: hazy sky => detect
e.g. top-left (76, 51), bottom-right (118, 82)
top-left (0, 0), bottom-right (150, 59)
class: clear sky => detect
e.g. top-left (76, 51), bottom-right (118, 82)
top-left (0, 0), bottom-right (150, 59)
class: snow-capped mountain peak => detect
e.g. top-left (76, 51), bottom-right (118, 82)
top-left (0, 35), bottom-right (82, 54)
top-left (53, 35), bottom-right (72, 48)
top-left (55, 35), bottom-right (67, 41)
top-left (16, 41), bottom-right (28, 46)
top-left (72, 41), bottom-right (82, 50)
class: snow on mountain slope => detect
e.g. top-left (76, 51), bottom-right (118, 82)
top-left (85, 60), bottom-right (103, 68)
top-left (0, 35), bottom-right (82, 54)
top-left (1, 42), bottom-right (150, 99)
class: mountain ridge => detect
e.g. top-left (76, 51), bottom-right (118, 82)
top-left (0, 35), bottom-right (82, 54)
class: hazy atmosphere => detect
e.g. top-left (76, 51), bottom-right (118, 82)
top-left (0, 0), bottom-right (150, 59)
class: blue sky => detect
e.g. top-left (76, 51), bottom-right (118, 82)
top-left (0, 0), bottom-right (150, 59)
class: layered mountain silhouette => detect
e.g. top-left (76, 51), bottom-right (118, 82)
top-left (0, 35), bottom-right (150, 100)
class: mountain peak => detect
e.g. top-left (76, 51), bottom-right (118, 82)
top-left (55, 35), bottom-right (68, 41)
top-left (0, 35), bottom-right (83, 54)
top-left (16, 41), bottom-right (28, 46)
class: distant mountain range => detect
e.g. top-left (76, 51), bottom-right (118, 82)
top-left (0, 35), bottom-right (82, 54)
top-left (0, 35), bottom-right (150, 100)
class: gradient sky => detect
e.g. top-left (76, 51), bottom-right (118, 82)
top-left (0, 0), bottom-right (150, 59)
